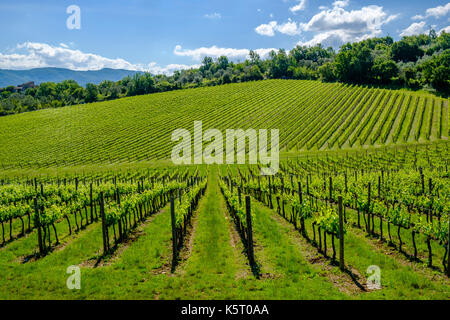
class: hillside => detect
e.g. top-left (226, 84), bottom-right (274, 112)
top-left (0, 79), bottom-right (448, 169)
top-left (0, 68), bottom-right (140, 87)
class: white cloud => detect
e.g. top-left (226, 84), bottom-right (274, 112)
top-left (255, 19), bottom-right (302, 37)
top-left (299, 30), bottom-right (363, 47)
top-left (333, 0), bottom-right (349, 8)
top-left (400, 21), bottom-right (427, 37)
top-left (427, 3), bottom-right (450, 18)
top-left (0, 52), bottom-right (44, 70)
top-left (276, 19), bottom-right (302, 35)
top-left (0, 42), bottom-right (198, 75)
top-left (302, 5), bottom-right (397, 33)
top-left (299, 5), bottom-right (398, 48)
top-left (255, 21), bottom-right (277, 36)
top-left (412, 3), bottom-right (450, 20)
top-left (290, 0), bottom-right (307, 13)
top-left (204, 13), bottom-right (221, 20)
top-left (439, 25), bottom-right (450, 34)
top-left (146, 62), bottom-right (200, 75)
top-left (317, 1), bottom-right (348, 12)
top-left (0, 42), bottom-right (138, 71)
top-left (173, 45), bottom-right (277, 61)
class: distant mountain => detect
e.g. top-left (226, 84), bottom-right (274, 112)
top-left (0, 68), bottom-right (141, 87)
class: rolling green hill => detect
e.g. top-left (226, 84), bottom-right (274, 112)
top-left (0, 79), bottom-right (447, 169)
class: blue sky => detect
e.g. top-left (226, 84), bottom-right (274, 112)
top-left (0, 0), bottom-right (449, 74)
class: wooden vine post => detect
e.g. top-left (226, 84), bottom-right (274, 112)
top-left (90, 183), bottom-right (94, 223)
top-left (245, 196), bottom-right (255, 271)
top-left (367, 182), bottom-right (371, 234)
top-left (99, 192), bottom-right (108, 254)
top-left (298, 182), bottom-right (305, 236)
top-left (344, 172), bottom-right (348, 194)
top-left (34, 197), bottom-right (43, 255)
top-left (448, 215), bottom-right (450, 277)
top-left (268, 177), bottom-right (273, 209)
top-left (420, 168), bottom-right (425, 195)
top-left (338, 196), bottom-right (345, 271)
top-left (378, 176), bottom-right (381, 198)
top-left (306, 175), bottom-right (309, 195)
top-left (170, 196), bottom-right (177, 272)
top-left (329, 176), bottom-right (332, 202)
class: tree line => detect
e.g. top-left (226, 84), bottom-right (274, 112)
top-left (0, 31), bottom-right (448, 116)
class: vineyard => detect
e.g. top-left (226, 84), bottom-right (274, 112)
top-left (0, 80), bottom-right (447, 170)
top-left (0, 80), bottom-right (448, 300)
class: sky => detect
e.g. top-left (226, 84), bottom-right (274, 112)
top-left (0, 0), bottom-right (449, 74)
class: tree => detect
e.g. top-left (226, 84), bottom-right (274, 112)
top-left (221, 71), bottom-right (232, 84)
top-left (98, 80), bottom-right (115, 99)
top-left (391, 40), bottom-right (424, 62)
top-left (85, 83), bottom-right (98, 103)
top-left (268, 49), bottom-right (290, 79)
top-left (371, 59), bottom-right (398, 84)
top-left (4, 86), bottom-right (15, 93)
top-left (334, 43), bottom-right (373, 83)
top-left (129, 73), bottom-right (155, 96)
top-left (430, 65), bottom-right (450, 93)
top-left (108, 84), bottom-right (120, 99)
top-left (429, 29), bottom-right (437, 40)
top-left (36, 82), bottom-right (57, 99)
top-left (193, 73), bottom-right (203, 85)
top-left (242, 65), bottom-right (263, 81)
top-left (21, 95), bottom-right (39, 111)
top-left (72, 87), bottom-right (86, 102)
top-left (200, 56), bottom-right (213, 74)
top-left (249, 50), bottom-right (261, 66)
top-left (319, 62), bottom-right (337, 82)
top-left (0, 90), bottom-right (11, 99)
top-left (426, 31), bottom-right (450, 55)
top-left (398, 62), bottom-right (420, 88)
top-left (217, 56), bottom-right (229, 70)
top-left (419, 49), bottom-right (450, 93)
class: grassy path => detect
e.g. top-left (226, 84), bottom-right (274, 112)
top-left (168, 166), bottom-right (251, 299)
top-left (242, 200), bottom-right (348, 299)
